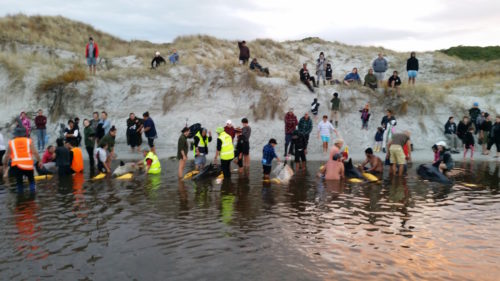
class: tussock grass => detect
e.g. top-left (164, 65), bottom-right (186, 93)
top-left (162, 88), bottom-right (178, 114)
top-left (0, 52), bottom-right (26, 89)
top-left (250, 88), bottom-right (286, 121)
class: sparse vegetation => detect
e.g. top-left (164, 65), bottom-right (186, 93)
top-left (250, 88), bottom-right (286, 121)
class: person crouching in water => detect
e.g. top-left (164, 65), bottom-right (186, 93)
top-left (137, 148), bottom-right (161, 175)
top-left (358, 148), bottom-right (383, 174)
top-left (2, 127), bottom-right (42, 194)
top-left (95, 143), bottom-right (111, 174)
top-left (262, 138), bottom-right (281, 180)
top-left (66, 140), bottom-right (84, 173)
top-left (319, 153), bottom-right (345, 180)
top-left (194, 128), bottom-right (212, 170)
top-left (433, 141), bottom-right (454, 175)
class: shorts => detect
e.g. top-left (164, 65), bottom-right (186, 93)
top-left (408, 70), bottom-right (418, 78)
top-left (295, 150), bottom-right (306, 163)
top-left (242, 144), bottom-right (250, 155)
top-left (147, 137), bottom-right (155, 148)
top-left (263, 165), bottom-right (272, 175)
top-left (321, 135), bottom-right (330, 143)
top-left (87, 57), bottom-right (97, 66)
top-left (194, 154), bottom-right (206, 166)
top-left (389, 145), bottom-right (406, 165)
top-left (374, 72), bottom-right (385, 81)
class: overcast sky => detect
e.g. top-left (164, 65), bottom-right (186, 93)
top-left (2, 0), bottom-right (499, 51)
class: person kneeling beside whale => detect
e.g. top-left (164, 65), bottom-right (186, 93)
top-left (433, 141), bottom-right (454, 176)
top-left (135, 149), bottom-right (161, 175)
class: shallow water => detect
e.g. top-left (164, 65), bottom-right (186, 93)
top-left (0, 160), bottom-right (499, 280)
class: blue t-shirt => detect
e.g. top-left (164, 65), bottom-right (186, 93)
top-left (100, 119), bottom-right (111, 135)
top-left (344, 72), bottom-right (360, 81)
top-left (144, 118), bottom-right (157, 138)
top-left (262, 144), bottom-right (277, 166)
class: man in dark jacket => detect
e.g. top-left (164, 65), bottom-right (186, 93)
top-left (289, 130), bottom-right (307, 170)
top-left (298, 113), bottom-right (313, 150)
top-left (468, 102), bottom-right (481, 134)
top-left (238, 41), bottom-right (250, 64)
top-left (406, 51), bottom-right (419, 85)
top-left (299, 63), bottom-right (317, 93)
top-left (444, 116), bottom-right (459, 153)
top-left (151, 51), bottom-right (166, 69)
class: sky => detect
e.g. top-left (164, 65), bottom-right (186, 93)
top-left (1, 0), bottom-right (499, 51)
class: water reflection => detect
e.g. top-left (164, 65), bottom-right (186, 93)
top-left (0, 161), bottom-right (498, 280)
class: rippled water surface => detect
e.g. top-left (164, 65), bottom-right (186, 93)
top-left (0, 160), bottom-right (499, 280)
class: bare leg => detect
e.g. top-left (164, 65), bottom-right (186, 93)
top-left (398, 164), bottom-right (404, 176)
top-left (178, 159), bottom-right (186, 178)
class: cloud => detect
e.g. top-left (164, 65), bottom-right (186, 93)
top-left (0, 0), bottom-right (498, 51)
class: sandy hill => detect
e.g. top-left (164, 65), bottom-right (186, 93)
top-left (0, 14), bottom-right (499, 160)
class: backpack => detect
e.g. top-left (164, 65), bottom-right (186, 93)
top-left (96, 123), bottom-right (105, 139)
top-left (187, 123), bottom-right (202, 139)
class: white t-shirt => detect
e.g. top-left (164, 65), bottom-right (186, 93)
top-left (318, 121), bottom-right (335, 136)
top-left (0, 132), bottom-right (5, 150)
top-left (94, 147), bottom-right (107, 163)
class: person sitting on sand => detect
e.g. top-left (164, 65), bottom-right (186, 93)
top-left (300, 63), bottom-right (317, 92)
top-left (319, 153), bottom-right (345, 180)
top-left (358, 148), bottom-right (383, 174)
top-left (250, 58), bottom-right (270, 76)
top-left (151, 51), bottom-right (166, 69)
top-left (388, 71), bottom-right (402, 95)
top-left (432, 141), bottom-right (454, 175)
top-left (364, 68), bottom-right (378, 90)
top-left (343, 68), bottom-right (361, 86)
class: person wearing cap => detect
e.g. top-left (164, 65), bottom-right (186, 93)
top-left (85, 36), bottom-right (99, 75)
top-left (224, 120), bottom-right (235, 140)
top-left (234, 127), bottom-right (248, 173)
top-left (432, 141), bottom-right (454, 175)
top-left (177, 127), bottom-right (190, 178)
top-left (480, 113), bottom-right (492, 155)
top-left (214, 127), bottom-right (234, 179)
top-left (386, 131), bottom-right (411, 176)
top-left (468, 102), bottom-right (481, 134)
top-left (238, 40), bottom-right (250, 65)
top-left (143, 111), bottom-right (158, 154)
top-left (194, 128), bottom-right (212, 170)
top-left (262, 139), bottom-right (280, 180)
top-left (299, 63), bottom-right (317, 92)
top-left (137, 148), bottom-right (161, 175)
top-left (284, 108), bottom-right (298, 157)
top-left (151, 51), bottom-right (166, 69)
top-left (3, 127), bottom-right (42, 194)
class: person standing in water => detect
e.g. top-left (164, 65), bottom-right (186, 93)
top-left (177, 127), bottom-right (189, 179)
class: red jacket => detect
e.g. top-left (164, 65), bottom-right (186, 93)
top-left (85, 42), bottom-right (99, 58)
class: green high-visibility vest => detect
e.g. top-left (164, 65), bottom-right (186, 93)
top-left (219, 132), bottom-right (234, 160)
top-left (144, 151), bottom-right (161, 174)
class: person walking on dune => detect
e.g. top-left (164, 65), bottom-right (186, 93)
top-left (85, 36), bottom-right (99, 75)
top-left (238, 41), bottom-right (250, 65)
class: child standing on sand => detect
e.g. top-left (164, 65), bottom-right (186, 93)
top-left (360, 103), bottom-right (370, 130)
top-left (463, 126), bottom-right (475, 160)
top-left (374, 127), bottom-right (384, 152)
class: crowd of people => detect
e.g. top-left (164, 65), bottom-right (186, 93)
top-left (0, 36), bottom-right (499, 195)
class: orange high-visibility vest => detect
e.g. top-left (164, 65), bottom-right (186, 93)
top-left (9, 137), bottom-right (34, 170)
top-left (71, 147), bottom-right (84, 173)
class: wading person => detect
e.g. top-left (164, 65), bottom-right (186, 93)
top-left (177, 127), bottom-right (189, 179)
top-left (214, 127), bottom-right (234, 179)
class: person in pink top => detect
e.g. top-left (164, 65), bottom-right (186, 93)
top-left (320, 153), bottom-right (345, 180)
top-left (20, 112), bottom-right (31, 137)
